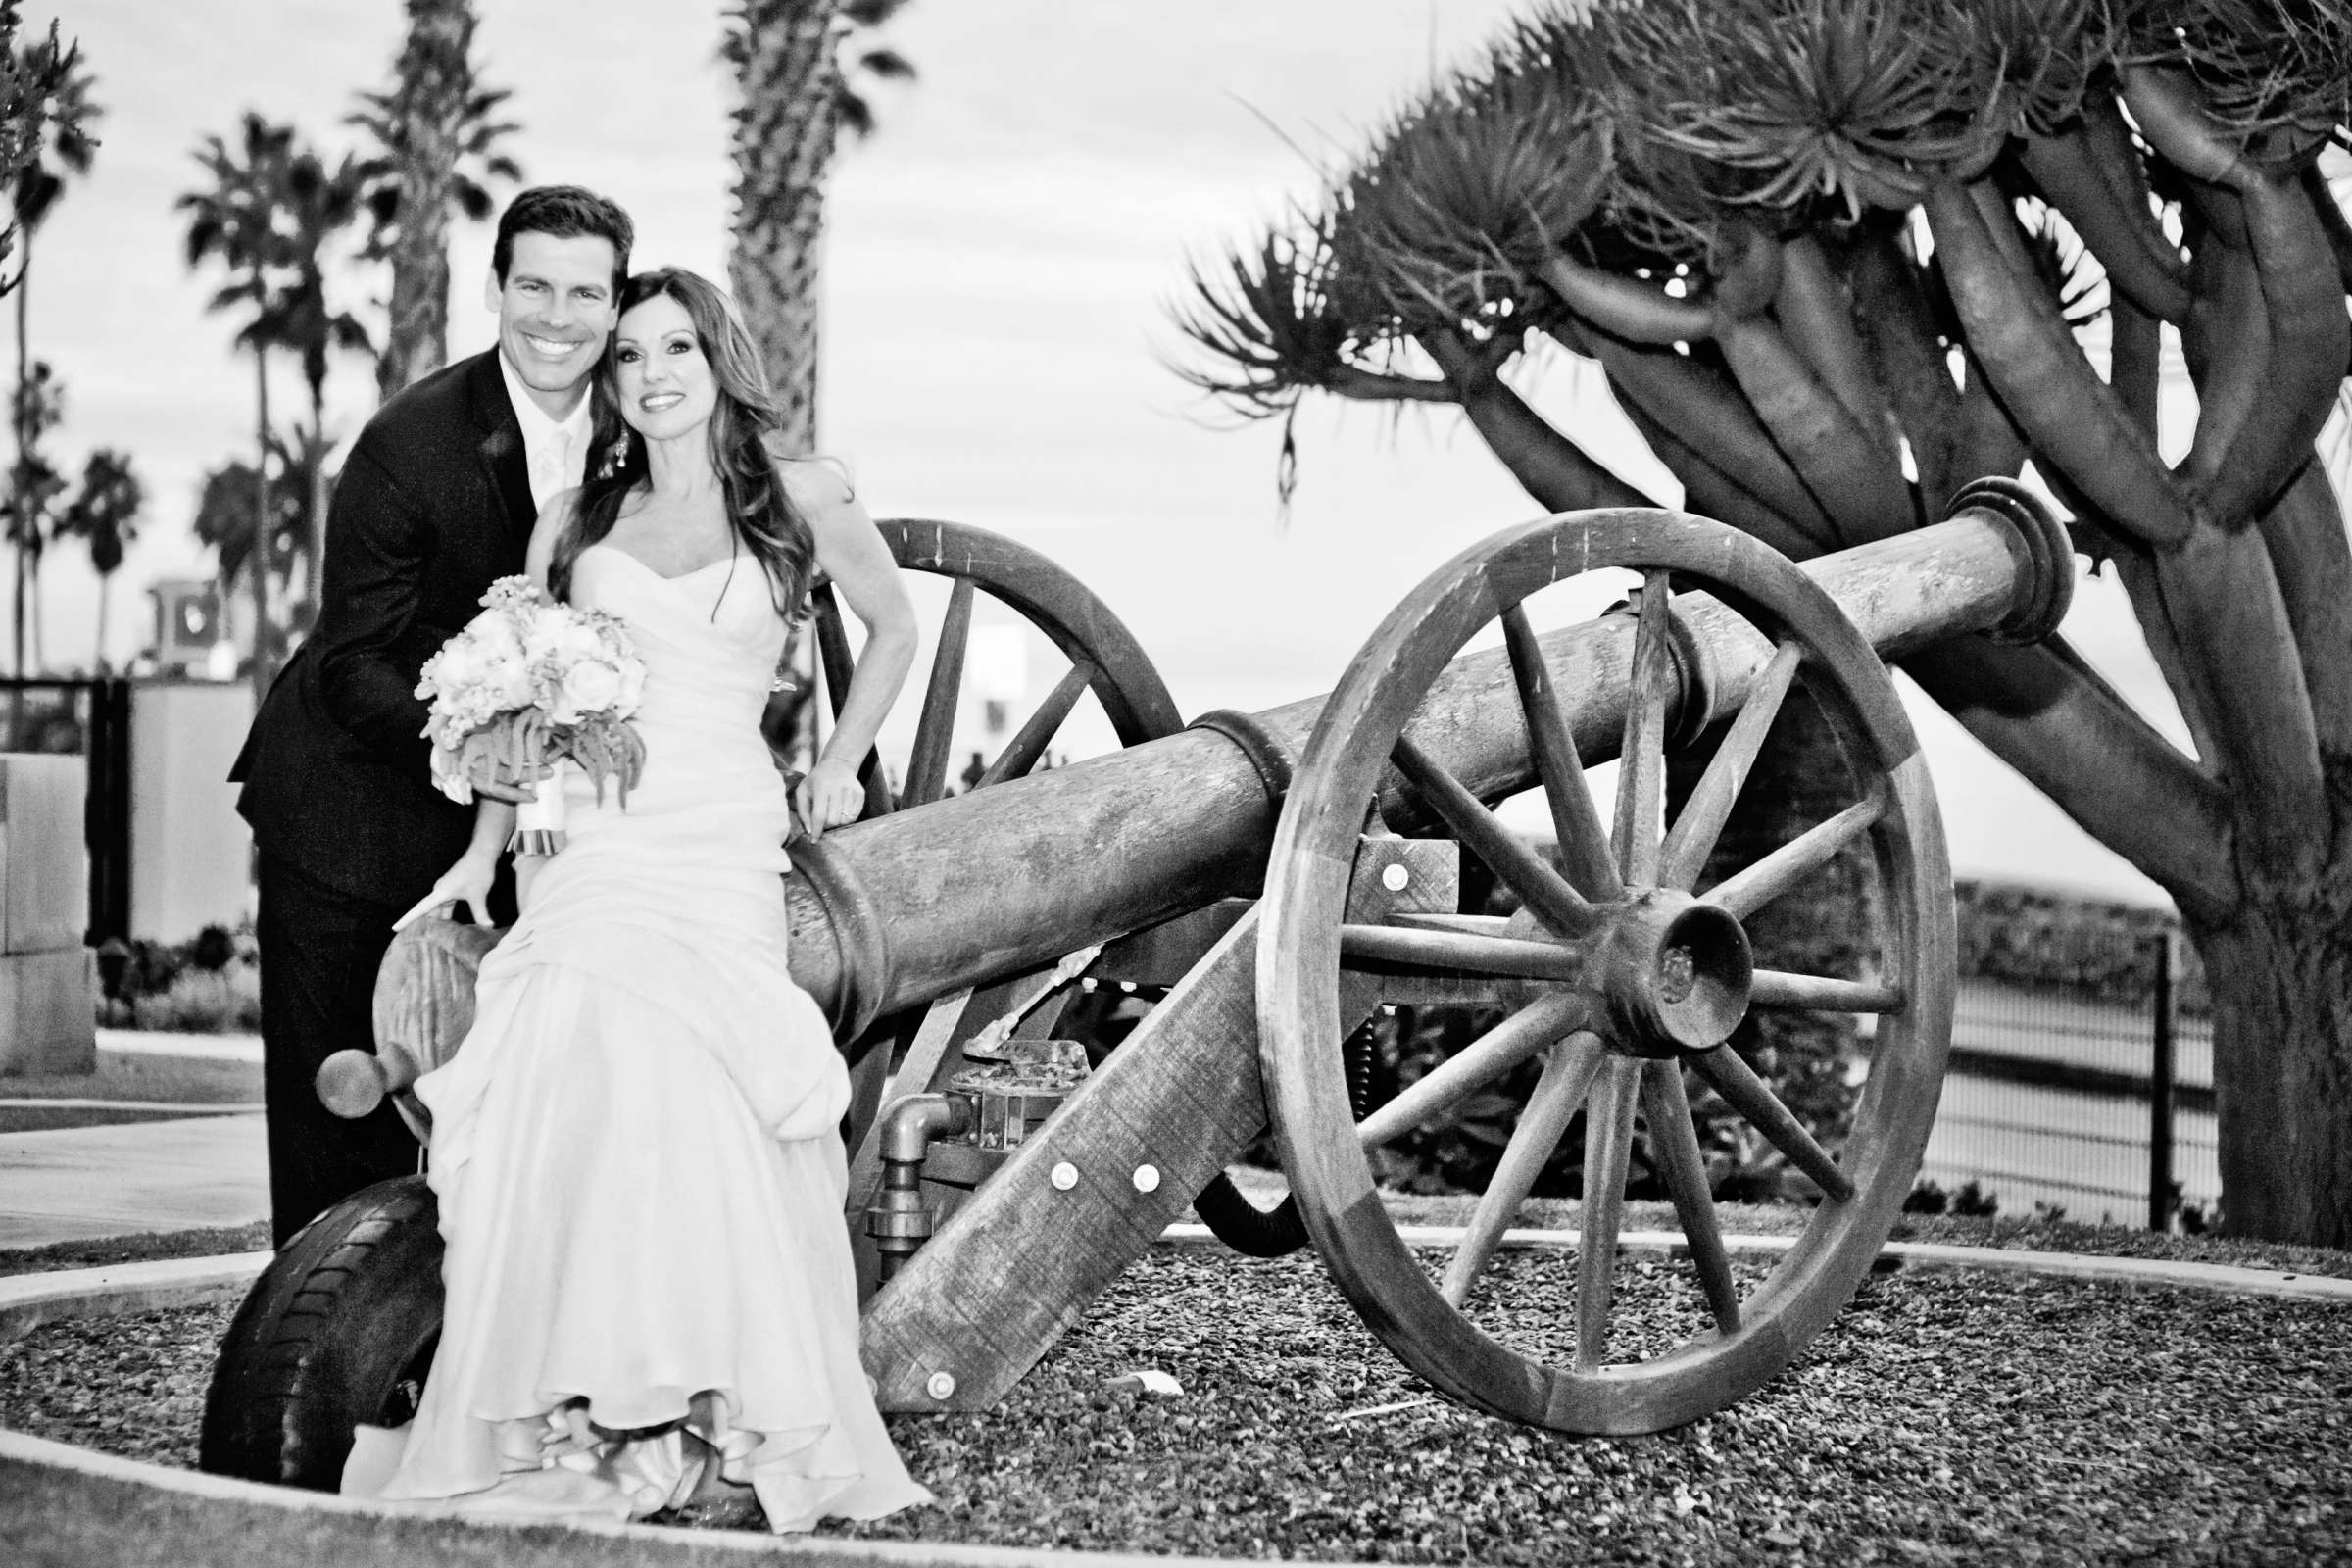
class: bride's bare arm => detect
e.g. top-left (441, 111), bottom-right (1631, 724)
top-left (788, 461), bottom-right (916, 834)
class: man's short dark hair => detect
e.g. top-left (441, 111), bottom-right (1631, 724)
top-left (492, 186), bottom-right (633, 292)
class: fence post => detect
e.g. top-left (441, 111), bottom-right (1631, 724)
top-left (83, 677), bottom-right (133, 946)
top-left (2148, 930), bottom-right (2176, 1232)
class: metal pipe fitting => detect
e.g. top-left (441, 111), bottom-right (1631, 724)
top-left (867, 1093), bottom-right (976, 1282)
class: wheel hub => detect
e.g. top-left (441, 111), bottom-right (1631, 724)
top-left (1590, 890), bottom-right (1752, 1055)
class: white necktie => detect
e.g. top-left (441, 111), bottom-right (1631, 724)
top-left (540, 428), bottom-right (573, 509)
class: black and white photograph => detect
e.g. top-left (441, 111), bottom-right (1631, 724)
top-left (0, 2), bottom-right (2348, 1563)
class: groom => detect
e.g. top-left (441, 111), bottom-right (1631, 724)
top-left (233, 186), bottom-right (633, 1246)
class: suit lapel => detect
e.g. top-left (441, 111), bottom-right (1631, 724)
top-left (466, 351), bottom-right (538, 551)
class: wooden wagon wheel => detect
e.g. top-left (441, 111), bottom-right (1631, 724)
top-left (809, 517), bottom-right (1182, 814)
top-left (1258, 509), bottom-right (1954, 1435)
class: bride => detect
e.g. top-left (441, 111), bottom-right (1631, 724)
top-left (341, 267), bottom-right (927, 1530)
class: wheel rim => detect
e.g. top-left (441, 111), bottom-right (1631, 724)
top-left (1258, 509), bottom-right (1953, 1435)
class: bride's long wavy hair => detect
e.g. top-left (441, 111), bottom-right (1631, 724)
top-left (550, 268), bottom-right (815, 614)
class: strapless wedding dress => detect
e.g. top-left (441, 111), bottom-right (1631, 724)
top-left (341, 543), bottom-right (929, 1531)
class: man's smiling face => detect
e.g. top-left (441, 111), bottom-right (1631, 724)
top-left (486, 230), bottom-right (620, 417)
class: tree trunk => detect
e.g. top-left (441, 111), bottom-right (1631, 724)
top-left (727, 0), bottom-right (843, 457)
top-left (251, 346), bottom-right (271, 702)
top-left (93, 573), bottom-right (109, 674)
top-left (375, 0), bottom-right (468, 399)
top-left (12, 250), bottom-right (27, 678)
top-left (2191, 894), bottom-right (2352, 1248)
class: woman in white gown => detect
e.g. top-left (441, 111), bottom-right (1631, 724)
top-left (341, 268), bottom-right (927, 1531)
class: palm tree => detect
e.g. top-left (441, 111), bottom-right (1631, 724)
top-left (6, 25), bottom-right (94, 678)
top-left (56, 447), bottom-right (139, 672)
top-left (191, 458), bottom-right (299, 667)
top-left (8, 355), bottom-right (60, 670)
top-left (179, 112), bottom-right (295, 699)
top-left (351, 0), bottom-right (521, 399)
top-left (246, 143), bottom-right (372, 594)
top-left (723, 0), bottom-right (914, 454)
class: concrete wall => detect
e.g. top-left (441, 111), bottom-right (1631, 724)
top-left (0, 754), bottom-right (93, 1075)
top-left (129, 682), bottom-right (255, 945)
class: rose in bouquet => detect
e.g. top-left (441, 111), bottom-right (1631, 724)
top-left (416, 576), bottom-right (649, 854)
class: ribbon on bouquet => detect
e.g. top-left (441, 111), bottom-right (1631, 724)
top-left (509, 772), bottom-right (568, 857)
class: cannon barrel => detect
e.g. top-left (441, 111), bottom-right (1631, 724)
top-left (787, 489), bottom-right (2068, 1036)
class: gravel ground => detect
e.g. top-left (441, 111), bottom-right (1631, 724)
top-left (4, 1245), bottom-right (2347, 1564)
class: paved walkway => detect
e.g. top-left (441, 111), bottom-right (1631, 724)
top-left (0, 1032), bottom-right (268, 1249)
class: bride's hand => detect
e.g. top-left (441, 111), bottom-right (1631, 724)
top-left (794, 755), bottom-right (865, 838)
top-left (394, 850), bottom-right (499, 931)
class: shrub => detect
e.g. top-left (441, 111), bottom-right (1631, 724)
top-left (97, 923), bottom-right (261, 1033)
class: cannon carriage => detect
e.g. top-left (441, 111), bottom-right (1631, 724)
top-left (200, 483), bottom-right (2073, 1486)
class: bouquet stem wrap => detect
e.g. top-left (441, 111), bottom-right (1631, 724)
top-left (511, 772), bottom-right (567, 857)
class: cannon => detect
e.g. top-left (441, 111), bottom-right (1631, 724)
top-left (201, 481), bottom-right (2074, 1484)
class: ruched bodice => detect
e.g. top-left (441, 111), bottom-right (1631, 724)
top-left (555, 543), bottom-right (795, 871)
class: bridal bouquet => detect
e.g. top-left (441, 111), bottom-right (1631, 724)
top-left (416, 576), bottom-right (649, 854)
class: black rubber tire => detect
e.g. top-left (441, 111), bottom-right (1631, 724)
top-left (198, 1175), bottom-right (445, 1489)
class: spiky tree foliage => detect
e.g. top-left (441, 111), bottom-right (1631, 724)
top-left (724, 0), bottom-right (915, 455)
top-left (351, 0), bottom-right (521, 399)
top-left (56, 446), bottom-right (139, 671)
top-left (1177, 0), bottom-right (2352, 1245)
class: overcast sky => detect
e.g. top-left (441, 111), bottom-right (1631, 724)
top-left (18, 0), bottom-right (2228, 904)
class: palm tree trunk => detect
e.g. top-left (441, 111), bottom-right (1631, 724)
top-left (251, 345), bottom-right (271, 701)
top-left (94, 572), bottom-right (109, 675)
top-left (12, 249), bottom-right (27, 679)
top-left (376, 0), bottom-right (467, 400)
top-left (728, 0), bottom-right (844, 457)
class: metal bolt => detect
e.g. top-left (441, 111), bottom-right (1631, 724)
top-left (1382, 862), bottom-right (1410, 891)
top-left (1133, 1163), bottom-right (1161, 1194)
top-left (926, 1370), bottom-right (956, 1400)
top-left (1051, 1160), bottom-right (1079, 1191)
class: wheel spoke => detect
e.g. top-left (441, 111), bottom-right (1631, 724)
top-left (1360, 992), bottom-right (1592, 1151)
top-left (1500, 602), bottom-right (1623, 902)
top-left (978, 660), bottom-right (1097, 788)
top-left (1339, 923), bottom-right (1583, 983)
top-left (1392, 734), bottom-right (1594, 936)
top-left (1440, 1029), bottom-right (1605, 1306)
top-left (1689, 1045), bottom-right (1856, 1201)
top-left (1704, 794), bottom-right (1884, 922)
top-left (1612, 572), bottom-right (1675, 889)
top-left (811, 582), bottom-right (893, 817)
top-left (1575, 1055), bottom-right (1644, 1369)
top-left (1658, 640), bottom-right (1803, 891)
top-left (1748, 970), bottom-right (1905, 1014)
top-left (901, 578), bottom-right (975, 808)
top-left (1638, 1059), bottom-right (1740, 1336)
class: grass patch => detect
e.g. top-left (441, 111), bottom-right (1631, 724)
top-left (0, 1223), bottom-right (272, 1279)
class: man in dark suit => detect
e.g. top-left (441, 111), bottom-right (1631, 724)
top-left (233, 186), bottom-right (633, 1245)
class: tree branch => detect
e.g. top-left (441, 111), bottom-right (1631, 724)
top-left (1715, 310), bottom-right (1917, 545)
top-left (1902, 635), bottom-right (2237, 920)
top-left (1573, 327), bottom-right (1839, 549)
top-left (1846, 231), bottom-right (1969, 514)
top-left (1422, 329), bottom-right (1653, 513)
top-left (1925, 179), bottom-right (2204, 548)
top-left (2256, 464), bottom-right (2352, 760)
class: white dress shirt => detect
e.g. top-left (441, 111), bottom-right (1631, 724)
top-left (498, 352), bottom-right (596, 514)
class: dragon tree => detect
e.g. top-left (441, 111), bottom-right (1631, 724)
top-left (1177, 0), bottom-right (2352, 1247)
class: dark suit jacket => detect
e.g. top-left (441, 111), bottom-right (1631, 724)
top-left (233, 350), bottom-right (540, 905)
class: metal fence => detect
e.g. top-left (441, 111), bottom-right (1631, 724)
top-left (0, 676), bottom-right (132, 946)
top-left (1917, 936), bottom-right (2213, 1228)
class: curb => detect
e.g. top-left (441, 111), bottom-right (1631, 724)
top-left (0, 1428), bottom-right (1280, 1566)
top-left (1160, 1223), bottom-right (2352, 1301)
top-left (0, 1251), bottom-right (272, 1344)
